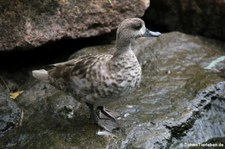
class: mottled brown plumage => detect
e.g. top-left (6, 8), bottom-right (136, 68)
top-left (32, 18), bottom-right (160, 131)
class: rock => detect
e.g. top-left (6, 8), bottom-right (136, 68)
top-left (170, 82), bottom-right (225, 148)
top-left (0, 0), bottom-right (149, 51)
top-left (1, 32), bottom-right (225, 148)
top-left (144, 0), bottom-right (225, 41)
top-left (120, 122), bottom-right (170, 149)
top-left (0, 93), bottom-right (22, 137)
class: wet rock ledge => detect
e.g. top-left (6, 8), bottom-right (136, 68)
top-left (0, 32), bottom-right (225, 148)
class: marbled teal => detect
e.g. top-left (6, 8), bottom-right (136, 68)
top-left (32, 18), bottom-right (161, 131)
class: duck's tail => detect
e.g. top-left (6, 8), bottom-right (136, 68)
top-left (32, 69), bottom-right (49, 82)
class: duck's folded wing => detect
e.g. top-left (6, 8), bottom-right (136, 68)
top-left (50, 55), bottom-right (99, 79)
top-left (32, 55), bottom-right (101, 82)
top-left (32, 58), bottom-right (78, 82)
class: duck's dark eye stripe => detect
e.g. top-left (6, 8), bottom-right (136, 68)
top-left (133, 23), bottom-right (142, 30)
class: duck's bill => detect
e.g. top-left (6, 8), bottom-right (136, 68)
top-left (144, 29), bottom-right (161, 37)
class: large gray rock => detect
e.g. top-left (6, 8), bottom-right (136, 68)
top-left (0, 0), bottom-right (149, 51)
top-left (144, 0), bottom-right (225, 41)
top-left (1, 32), bottom-right (225, 148)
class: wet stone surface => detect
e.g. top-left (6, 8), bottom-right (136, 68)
top-left (168, 82), bottom-right (225, 149)
top-left (0, 93), bottom-right (21, 137)
top-left (0, 32), bottom-right (225, 148)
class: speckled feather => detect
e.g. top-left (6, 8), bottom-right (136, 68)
top-left (48, 51), bottom-right (141, 105)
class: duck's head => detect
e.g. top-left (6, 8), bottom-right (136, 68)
top-left (116, 18), bottom-right (160, 48)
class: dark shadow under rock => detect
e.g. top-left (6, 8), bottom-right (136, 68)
top-left (144, 0), bottom-right (225, 41)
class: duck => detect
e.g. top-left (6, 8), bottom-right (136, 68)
top-left (32, 18), bottom-right (161, 132)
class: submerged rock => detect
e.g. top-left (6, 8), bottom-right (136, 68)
top-left (1, 32), bottom-right (225, 148)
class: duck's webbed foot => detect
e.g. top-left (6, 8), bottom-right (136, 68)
top-left (96, 106), bottom-right (120, 132)
top-left (96, 106), bottom-right (119, 121)
top-left (86, 103), bottom-right (120, 132)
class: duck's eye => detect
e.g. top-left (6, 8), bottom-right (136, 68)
top-left (133, 23), bottom-right (142, 30)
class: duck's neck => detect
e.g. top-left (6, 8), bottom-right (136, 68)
top-left (110, 39), bottom-right (139, 72)
top-left (113, 38), bottom-right (132, 58)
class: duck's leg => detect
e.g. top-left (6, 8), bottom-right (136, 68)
top-left (86, 103), bottom-right (99, 122)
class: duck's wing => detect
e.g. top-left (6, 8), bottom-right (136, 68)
top-left (32, 58), bottom-right (78, 83)
top-left (49, 55), bottom-right (98, 80)
top-left (32, 54), bottom-right (110, 83)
